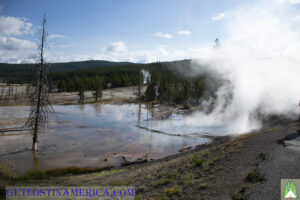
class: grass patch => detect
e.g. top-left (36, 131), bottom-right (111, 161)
top-left (232, 142), bottom-right (243, 149)
top-left (158, 196), bottom-right (168, 200)
top-left (198, 183), bottom-right (209, 189)
top-left (19, 166), bottom-right (113, 180)
top-left (94, 168), bottom-right (124, 177)
top-left (153, 179), bottom-right (173, 188)
top-left (145, 174), bottom-right (153, 179)
top-left (135, 194), bottom-right (143, 200)
top-left (0, 162), bottom-right (15, 179)
top-left (245, 170), bottom-right (264, 183)
top-left (192, 154), bottom-right (205, 167)
top-left (163, 185), bottom-right (181, 197)
top-left (232, 186), bottom-right (248, 200)
top-left (183, 173), bottom-right (194, 185)
top-left (110, 180), bottom-right (132, 186)
top-left (154, 171), bottom-right (164, 178)
top-left (136, 185), bottom-right (146, 193)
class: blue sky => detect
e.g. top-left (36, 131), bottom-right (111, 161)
top-left (1, 0), bottom-right (300, 63)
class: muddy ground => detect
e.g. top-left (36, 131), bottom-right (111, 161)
top-left (0, 85), bottom-right (143, 106)
top-left (1, 120), bottom-right (299, 199)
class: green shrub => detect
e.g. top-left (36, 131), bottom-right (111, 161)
top-left (164, 186), bottom-right (181, 196)
top-left (192, 154), bottom-right (205, 167)
top-left (245, 170), bottom-right (264, 183)
top-left (199, 183), bottom-right (209, 189)
top-left (183, 173), bottom-right (194, 185)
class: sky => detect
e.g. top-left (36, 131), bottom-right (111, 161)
top-left (1, 0), bottom-right (300, 63)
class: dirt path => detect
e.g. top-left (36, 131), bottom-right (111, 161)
top-left (246, 128), bottom-right (300, 199)
top-left (2, 121), bottom-right (298, 199)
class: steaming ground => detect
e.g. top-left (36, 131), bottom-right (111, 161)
top-left (156, 0), bottom-right (300, 134)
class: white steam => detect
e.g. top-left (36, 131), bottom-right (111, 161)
top-left (141, 69), bottom-right (150, 84)
top-left (187, 0), bottom-right (300, 133)
top-left (151, 0), bottom-right (300, 134)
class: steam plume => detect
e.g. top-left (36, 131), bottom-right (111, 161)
top-left (151, 0), bottom-right (300, 135)
top-left (186, 0), bottom-right (300, 133)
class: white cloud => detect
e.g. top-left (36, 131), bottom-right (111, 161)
top-left (48, 34), bottom-right (65, 39)
top-left (154, 32), bottom-right (173, 39)
top-left (56, 44), bottom-right (72, 48)
top-left (212, 12), bottom-right (226, 21)
top-left (0, 16), bottom-right (32, 35)
top-left (292, 15), bottom-right (300, 20)
top-left (49, 43), bottom-right (72, 49)
top-left (281, 0), bottom-right (300, 3)
top-left (0, 36), bottom-right (36, 51)
top-left (0, 14), bottom-right (38, 63)
top-left (66, 45), bottom-right (207, 64)
top-left (0, 36), bottom-right (37, 63)
top-left (177, 30), bottom-right (191, 35)
top-left (104, 41), bottom-right (127, 53)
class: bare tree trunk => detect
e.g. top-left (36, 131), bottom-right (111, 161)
top-left (14, 88), bottom-right (18, 102)
top-left (26, 15), bottom-right (53, 152)
top-left (0, 87), bottom-right (3, 101)
top-left (138, 70), bottom-right (141, 100)
top-left (32, 16), bottom-right (46, 151)
top-left (26, 84), bottom-right (30, 96)
top-left (4, 84), bottom-right (12, 104)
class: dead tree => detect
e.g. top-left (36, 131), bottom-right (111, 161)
top-left (14, 88), bottom-right (18, 102)
top-left (0, 87), bottom-right (4, 102)
top-left (138, 70), bottom-right (142, 100)
top-left (4, 84), bottom-right (12, 104)
top-left (26, 84), bottom-right (30, 96)
top-left (78, 88), bottom-right (85, 104)
top-left (93, 87), bottom-right (102, 102)
top-left (26, 15), bottom-right (53, 151)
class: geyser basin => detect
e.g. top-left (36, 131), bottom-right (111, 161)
top-left (0, 103), bottom-right (217, 173)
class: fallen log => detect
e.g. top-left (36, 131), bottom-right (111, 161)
top-left (121, 155), bottom-right (148, 166)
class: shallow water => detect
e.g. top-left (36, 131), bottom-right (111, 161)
top-left (0, 103), bottom-right (225, 173)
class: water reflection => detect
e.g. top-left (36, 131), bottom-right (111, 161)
top-left (137, 102), bottom-right (141, 126)
top-left (32, 151), bottom-right (40, 171)
top-left (0, 103), bottom-right (210, 173)
top-left (78, 104), bottom-right (85, 112)
top-left (92, 103), bottom-right (101, 116)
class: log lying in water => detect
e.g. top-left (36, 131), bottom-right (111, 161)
top-left (121, 155), bottom-right (148, 166)
top-left (0, 127), bottom-right (29, 132)
top-left (0, 127), bottom-right (30, 136)
top-left (136, 125), bottom-right (182, 136)
top-left (136, 125), bottom-right (211, 138)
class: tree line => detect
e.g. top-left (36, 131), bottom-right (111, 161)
top-left (1, 59), bottom-right (210, 107)
top-left (144, 63), bottom-right (206, 107)
top-left (51, 60), bottom-right (208, 107)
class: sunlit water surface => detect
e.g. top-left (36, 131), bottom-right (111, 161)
top-left (0, 103), bottom-right (229, 173)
